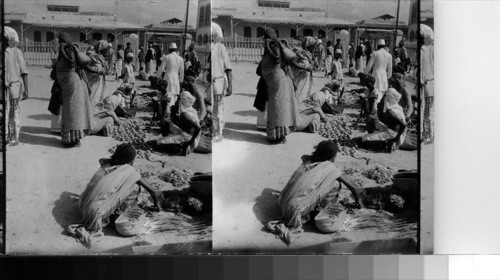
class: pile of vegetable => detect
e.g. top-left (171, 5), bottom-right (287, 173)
top-left (112, 118), bottom-right (151, 151)
top-left (159, 167), bottom-right (194, 188)
top-left (362, 165), bottom-right (395, 185)
top-left (318, 115), bottom-right (358, 155)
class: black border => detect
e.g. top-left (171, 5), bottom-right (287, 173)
top-left (1, 0), bottom-right (6, 256)
top-left (417, 0), bottom-right (422, 254)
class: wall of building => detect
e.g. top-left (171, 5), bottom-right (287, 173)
top-left (6, 22), bottom-right (133, 46)
top-left (213, 18), bottom-right (349, 42)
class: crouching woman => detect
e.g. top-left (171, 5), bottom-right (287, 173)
top-left (156, 91), bottom-right (201, 155)
top-left (68, 143), bottom-right (159, 242)
top-left (89, 83), bottom-right (134, 136)
top-left (272, 140), bottom-right (362, 233)
top-left (359, 88), bottom-right (407, 152)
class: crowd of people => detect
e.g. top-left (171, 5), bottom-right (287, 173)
top-left (210, 21), bottom-right (433, 238)
top-left (3, 26), bottom-right (210, 243)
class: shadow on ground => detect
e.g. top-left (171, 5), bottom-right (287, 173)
top-left (27, 113), bottom-right (52, 121)
top-left (19, 131), bottom-right (62, 148)
top-left (27, 97), bottom-right (51, 102)
top-left (234, 92), bottom-right (256, 98)
top-left (233, 110), bottom-right (259, 117)
top-left (52, 191), bottom-right (82, 234)
top-left (253, 188), bottom-right (282, 226)
top-left (52, 191), bottom-right (132, 249)
top-left (222, 122), bottom-right (267, 145)
top-left (21, 125), bottom-right (53, 135)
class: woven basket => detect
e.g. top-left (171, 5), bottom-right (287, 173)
top-left (194, 135), bottom-right (212, 154)
top-left (314, 205), bottom-right (349, 233)
top-left (115, 208), bottom-right (148, 237)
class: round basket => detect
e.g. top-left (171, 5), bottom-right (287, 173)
top-left (314, 205), bottom-right (349, 233)
top-left (189, 179), bottom-right (212, 199)
top-left (115, 208), bottom-right (148, 237)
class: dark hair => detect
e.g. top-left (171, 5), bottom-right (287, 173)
top-left (365, 75), bottom-right (376, 85)
top-left (327, 41), bottom-right (332, 47)
top-left (110, 143), bottom-right (136, 165)
top-left (311, 140), bottom-right (338, 163)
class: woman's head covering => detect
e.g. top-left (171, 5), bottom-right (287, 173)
top-left (383, 88), bottom-right (402, 113)
top-left (179, 90), bottom-right (196, 114)
top-left (420, 24), bottom-right (434, 40)
top-left (420, 24), bottom-right (434, 45)
top-left (4, 26), bottom-right (19, 47)
top-left (302, 36), bottom-right (317, 49)
top-left (264, 28), bottom-right (278, 40)
top-left (311, 140), bottom-right (338, 162)
top-left (117, 83), bottom-right (134, 96)
top-left (97, 40), bottom-right (109, 51)
top-left (324, 80), bottom-right (341, 92)
top-left (110, 143), bottom-right (137, 165)
top-left (335, 49), bottom-right (342, 54)
top-left (58, 32), bottom-right (72, 44)
top-left (211, 22), bottom-right (223, 42)
top-left (126, 52), bottom-right (134, 59)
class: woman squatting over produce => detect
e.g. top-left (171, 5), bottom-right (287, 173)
top-left (357, 88), bottom-right (407, 152)
top-left (267, 140), bottom-right (362, 236)
top-left (156, 91), bottom-right (201, 156)
top-left (295, 80), bottom-right (342, 133)
top-left (89, 83), bottom-right (135, 136)
top-left (67, 143), bottom-right (159, 245)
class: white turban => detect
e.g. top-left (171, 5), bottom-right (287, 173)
top-left (420, 24), bottom-right (434, 40)
top-left (4, 26), bottom-right (19, 46)
top-left (211, 22), bottom-right (223, 42)
top-left (384, 88), bottom-right (400, 111)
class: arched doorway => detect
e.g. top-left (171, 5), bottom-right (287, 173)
top-left (303, 28), bottom-right (313, 37)
top-left (244, 26), bottom-right (252, 38)
top-left (256, 27), bottom-right (265, 38)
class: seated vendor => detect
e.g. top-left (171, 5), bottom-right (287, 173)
top-left (89, 83), bottom-right (134, 136)
top-left (359, 88), bottom-right (407, 151)
top-left (269, 140), bottom-right (362, 233)
top-left (181, 76), bottom-right (207, 121)
top-left (156, 91), bottom-right (201, 156)
top-left (388, 73), bottom-right (414, 120)
top-left (358, 76), bottom-right (380, 119)
top-left (152, 79), bottom-right (170, 121)
top-left (67, 143), bottom-right (159, 242)
top-left (296, 81), bottom-right (341, 133)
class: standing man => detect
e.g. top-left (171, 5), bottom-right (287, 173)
top-left (333, 38), bottom-right (342, 53)
top-left (211, 22), bottom-right (232, 142)
top-left (106, 43), bottom-right (115, 76)
top-left (364, 39), bottom-right (392, 104)
top-left (398, 39), bottom-right (408, 72)
top-left (145, 44), bottom-right (155, 76)
top-left (124, 42), bottom-right (133, 57)
top-left (3, 27), bottom-right (29, 146)
top-left (115, 44), bottom-right (124, 81)
top-left (316, 39), bottom-right (325, 72)
top-left (138, 45), bottom-right (145, 72)
top-left (187, 44), bottom-right (199, 76)
top-left (348, 42), bottom-right (355, 68)
top-left (157, 42), bottom-right (184, 121)
top-left (420, 24), bottom-right (434, 144)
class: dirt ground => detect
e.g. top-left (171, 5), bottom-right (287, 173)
top-left (213, 61), bottom-right (432, 253)
top-left (6, 66), bottom-right (211, 254)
